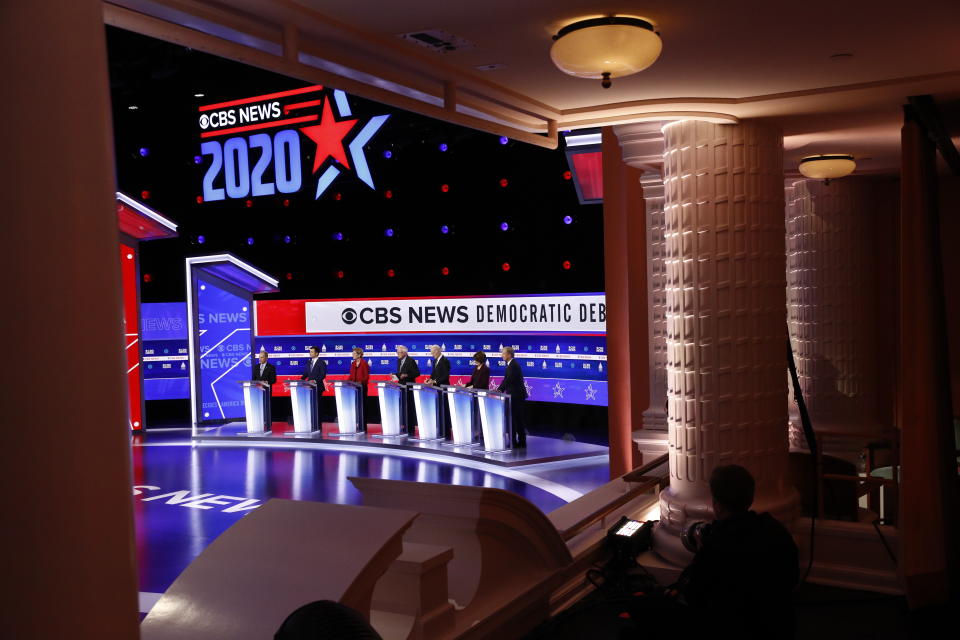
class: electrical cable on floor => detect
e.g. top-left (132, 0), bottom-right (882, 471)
top-left (872, 518), bottom-right (898, 567)
top-left (787, 336), bottom-right (819, 585)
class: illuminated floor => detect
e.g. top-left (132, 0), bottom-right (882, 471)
top-left (130, 427), bottom-right (610, 611)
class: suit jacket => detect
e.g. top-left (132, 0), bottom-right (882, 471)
top-left (252, 361), bottom-right (277, 386)
top-left (466, 364), bottom-right (490, 390)
top-left (301, 356), bottom-right (327, 384)
top-left (497, 358), bottom-right (528, 399)
top-left (430, 355), bottom-right (451, 386)
top-left (395, 356), bottom-right (420, 385)
top-left (348, 358), bottom-right (370, 385)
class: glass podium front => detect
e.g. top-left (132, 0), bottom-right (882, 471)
top-left (476, 389), bottom-right (512, 453)
top-left (375, 381), bottom-right (407, 438)
top-left (331, 380), bottom-right (365, 437)
top-left (285, 380), bottom-right (319, 434)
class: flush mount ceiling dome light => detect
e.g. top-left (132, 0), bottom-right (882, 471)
top-left (551, 16), bottom-right (662, 89)
top-left (798, 154), bottom-right (856, 184)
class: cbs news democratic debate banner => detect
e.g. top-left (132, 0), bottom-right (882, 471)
top-left (255, 293), bottom-right (608, 407)
top-left (305, 294), bottom-right (605, 334)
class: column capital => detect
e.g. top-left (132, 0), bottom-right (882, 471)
top-left (613, 122), bottom-right (665, 172)
top-left (639, 172), bottom-right (665, 200)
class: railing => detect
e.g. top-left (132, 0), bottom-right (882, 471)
top-left (812, 429), bottom-right (899, 522)
top-left (558, 454), bottom-right (669, 542)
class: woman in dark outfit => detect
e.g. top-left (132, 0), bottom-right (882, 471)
top-left (464, 351), bottom-right (489, 441)
top-left (464, 351), bottom-right (490, 390)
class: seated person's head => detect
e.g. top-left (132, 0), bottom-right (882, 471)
top-left (275, 600), bottom-right (382, 640)
top-left (709, 464), bottom-right (755, 520)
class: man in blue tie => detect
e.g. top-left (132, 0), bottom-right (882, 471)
top-left (496, 346), bottom-right (528, 448)
top-left (301, 346), bottom-right (327, 421)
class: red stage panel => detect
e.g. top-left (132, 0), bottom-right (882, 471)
top-left (116, 192), bottom-right (177, 241)
top-left (571, 151), bottom-right (603, 201)
top-left (255, 299), bottom-right (309, 336)
top-left (121, 244), bottom-right (143, 430)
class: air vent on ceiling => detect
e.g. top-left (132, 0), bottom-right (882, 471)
top-left (397, 29), bottom-right (476, 54)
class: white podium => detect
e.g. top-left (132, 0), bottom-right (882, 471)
top-left (240, 380), bottom-right (271, 434)
top-left (443, 385), bottom-right (480, 447)
top-left (285, 380), bottom-right (319, 434)
top-left (476, 389), bottom-right (512, 452)
top-left (331, 380), bottom-right (365, 436)
top-left (375, 381), bottom-right (407, 438)
top-left (410, 383), bottom-right (445, 441)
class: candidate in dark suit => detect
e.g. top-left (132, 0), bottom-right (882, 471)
top-left (464, 351), bottom-right (490, 390)
top-left (393, 345), bottom-right (420, 428)
top-left (427, 345), bottom-right (451, 435)
top-left (252, 350), bottom-right (277, 428)
top-left (301, 346), bottom-right (329, 420)
top-left (426, 345), bottom-right (450, 386)
top-left (496, 346), bottom-right (528, 448)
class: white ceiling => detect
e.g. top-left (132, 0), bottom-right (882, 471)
top-left (112, 0), bottom-right (960, 172)
top-left (294, 0), bottom-right (960, 108)
top-left (288, 0), bottom-right (960, 171)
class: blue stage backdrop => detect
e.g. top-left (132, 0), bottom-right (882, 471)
top-left (141, 302), bottom-right (190, 400)
top-left (194, 278), bottom-right (252, 420)
top-left (142, 293), bottom-right (608, 406)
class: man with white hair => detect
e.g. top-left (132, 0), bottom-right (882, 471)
top-left (426, 345), bottom-right (450, 387)
top-left (393, 345), bottom-right (419, 384)
top-left (393, 345), bottom-right (419, 428)
top-left (426, 345), bottom-right (451, 435)
top-left (252, 348), bottom-right (277, 428)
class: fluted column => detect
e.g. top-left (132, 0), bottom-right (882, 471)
top-left (613, 123), bottom-right (668, 432)
top-left (654, 120), bottom-right (798, 564)
top-left (642, 173), bottom-right (668, 430)
top-left (785, 178), bottom-right (882, 448)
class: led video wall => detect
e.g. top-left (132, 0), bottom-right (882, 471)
top-left (141, 292), bottom-right (607, 406)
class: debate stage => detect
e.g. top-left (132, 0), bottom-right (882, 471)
top-left (131, 425), bottom-right (610, 610)
top-left (194, 421), bottom-right (609, 468)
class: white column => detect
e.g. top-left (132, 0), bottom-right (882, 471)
top-left (785, 178), bottom-right (881, 448)
top-left (614, 123), bottom-right (668, 431)
top-left (0, 2), bottom-right (141, 637)
top-left (642, 173), bottom-right (668, 430)
top-left (654, 120), bottom-right (798, 564)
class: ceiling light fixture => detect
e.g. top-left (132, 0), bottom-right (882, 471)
top-left (551, 16), bottom-right (662, 89)
top-left (798, 154), bottom-right (856, 184)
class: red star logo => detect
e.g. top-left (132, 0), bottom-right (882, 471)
top-left (299, 98), bottom-right (357, 173)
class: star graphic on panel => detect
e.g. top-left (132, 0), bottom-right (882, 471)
top-left (299, 98), bottom-right (357, 173)
top-left (552, 381), bottom-right (565, 398)
top-left (585, 384), bottom-right (598, 401)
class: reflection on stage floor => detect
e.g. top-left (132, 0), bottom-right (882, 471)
top-left (130, 426), bottom-right (610, 601)
top-left (194, 420), bottom-right (609, 467)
